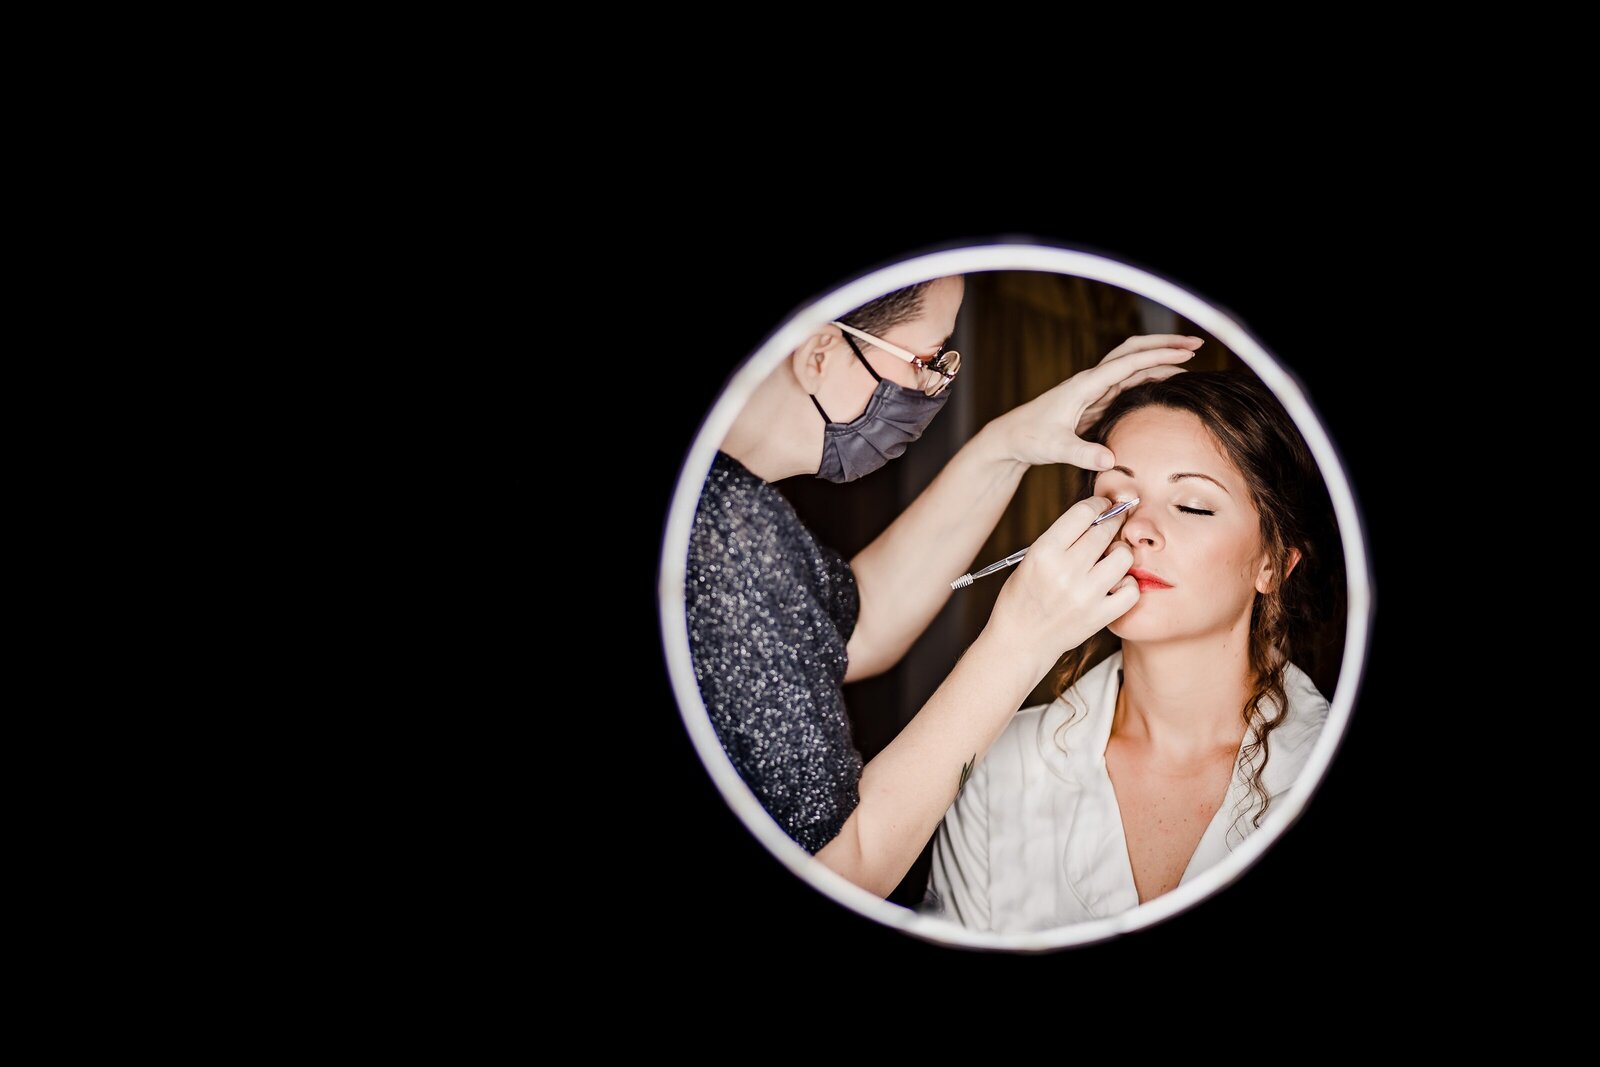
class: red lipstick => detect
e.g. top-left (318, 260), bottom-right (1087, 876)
top-left (1128, 567), bottom-right (1173, 592)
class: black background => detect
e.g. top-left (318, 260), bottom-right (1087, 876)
top-left (618, 214), bottom-right (1428, 977)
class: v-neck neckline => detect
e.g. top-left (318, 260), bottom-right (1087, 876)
top-left (1098, 671), bottom-right (1252, 904)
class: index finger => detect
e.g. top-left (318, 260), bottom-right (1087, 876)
top-left (1096, 334), bottom-right (1204, 366)
top-left (1083, 344), bottom-right (1197, 394)
top-left (1032, 496), bottom-right (1115, 552)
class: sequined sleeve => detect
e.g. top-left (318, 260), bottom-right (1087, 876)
top-left (685, 452), bottom-right (864, 855)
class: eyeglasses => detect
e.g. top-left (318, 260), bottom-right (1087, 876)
top-left (830, 320), bottom-right (961, 397)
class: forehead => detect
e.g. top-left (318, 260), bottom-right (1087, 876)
top-left (1102, 407), bottom-right (1242, 486)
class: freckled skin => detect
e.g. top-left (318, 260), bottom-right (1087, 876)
top-left (1106, 732), bottom-right (1238, 902)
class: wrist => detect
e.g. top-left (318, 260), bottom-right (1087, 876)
top-left (971, 416), bottom-right (1029, 471)
top-left (967, 621), bottom-right (1054, 695)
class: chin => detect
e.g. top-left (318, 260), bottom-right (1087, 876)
top-left (1107, 600), bottom-right (1176, 643)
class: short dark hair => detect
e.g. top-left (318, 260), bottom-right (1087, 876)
top-left (838, 282), bottom-right (934, 337)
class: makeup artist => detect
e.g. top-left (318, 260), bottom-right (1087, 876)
top-left (685, 275), bottom-right (1201, 897)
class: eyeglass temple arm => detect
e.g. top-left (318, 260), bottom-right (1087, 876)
top-left (829, 320), bottom-right (924, 367)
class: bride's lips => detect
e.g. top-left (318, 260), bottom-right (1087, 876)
top-left (1128, 567), bottom-right (1173, 592)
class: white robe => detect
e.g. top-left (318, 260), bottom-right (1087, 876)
top-left (925, 650), bottom-right (1329, 933)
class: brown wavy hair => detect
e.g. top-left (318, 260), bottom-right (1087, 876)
top-left (1050, 371), bottom-right (1337, 839)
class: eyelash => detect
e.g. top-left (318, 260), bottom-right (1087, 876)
top-left (1103, 493), bottom-right (1215, 516)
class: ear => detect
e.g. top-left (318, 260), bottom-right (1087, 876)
top-left (789, 327), bottom-right (844, 392)
top-left (1254, 547), bottom-right (1302, 595)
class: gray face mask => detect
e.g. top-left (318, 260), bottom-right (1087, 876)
top-left (812, 333), bottom-right (950, 483)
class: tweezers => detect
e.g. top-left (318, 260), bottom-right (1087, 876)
top-left (949, 497), bottom-right (1140, 590)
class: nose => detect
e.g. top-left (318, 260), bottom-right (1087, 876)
top-left (1118, 504), bottom-right (1163, 550)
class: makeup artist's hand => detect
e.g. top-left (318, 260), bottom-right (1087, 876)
top-left (985, 497), bottom-right (1139, 669)
top-left (996, 335), bottom-right (1202, 471)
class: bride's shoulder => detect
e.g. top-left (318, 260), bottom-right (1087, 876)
top-left (1262, 663), bottom-right (1332, 789)
top-left (1278, 662), bottom-right (1330, 738)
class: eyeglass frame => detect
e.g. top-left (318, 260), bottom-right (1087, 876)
top-left (830, 320), bottom-right (960, 397)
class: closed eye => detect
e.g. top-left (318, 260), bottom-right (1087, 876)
top-left (1177, 506), bottom-right (1215, 516)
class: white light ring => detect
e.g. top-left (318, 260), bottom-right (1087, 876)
top-left (657, 240), bottom-right (1373, 953)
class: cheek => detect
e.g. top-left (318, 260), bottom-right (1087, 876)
top-left (1187, 525), bottom-right (1263, 600)
top-left (821, 364), bottom-right (877, 422)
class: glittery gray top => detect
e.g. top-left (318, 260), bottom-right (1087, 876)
top-left (686, 451), bottom-right (863, 854)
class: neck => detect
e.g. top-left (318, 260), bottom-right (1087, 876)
top-left (1115, 618), bottom-right (1254, 758)
top-left (719, 368), bottom-right (822, 482)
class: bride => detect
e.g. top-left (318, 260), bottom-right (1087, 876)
top-left (925, 371), bottom-right (1338, 931)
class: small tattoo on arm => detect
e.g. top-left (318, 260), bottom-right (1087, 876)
top-left (957, 754), bottom-right (976, 799)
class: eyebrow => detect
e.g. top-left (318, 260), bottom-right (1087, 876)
top-left (1104, 465), bottom-right (1232, 495)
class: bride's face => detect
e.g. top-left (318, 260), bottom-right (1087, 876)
top-left (1094, 406), bottom-right (1274, 644)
